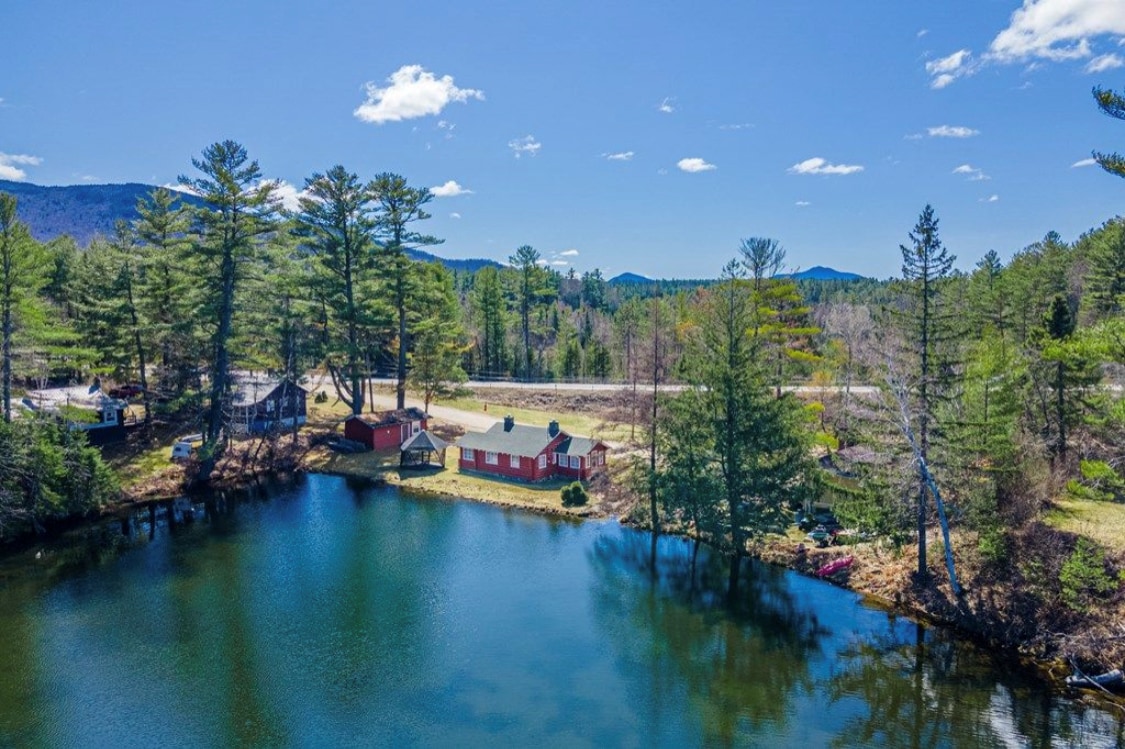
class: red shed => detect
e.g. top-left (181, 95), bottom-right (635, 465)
top-left (457, 416), bottom-right (608, 482)
top-left (344, 408), bottom-right (428, 450)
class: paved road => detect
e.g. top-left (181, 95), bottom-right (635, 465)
top-left (360, 377), bottom-right (879, 396)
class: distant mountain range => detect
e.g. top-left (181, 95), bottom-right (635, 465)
top-left (782, 265), bottom-right (865, 281)
top-left (609, 265), bottom-right (865, 285)
top-left (0, 179), bottom-right (501, 273)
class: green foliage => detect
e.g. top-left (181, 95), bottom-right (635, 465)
top-left (561, 481), bottom-right (588, 507)
top-left (977, 526), bottom-right (1009, 566)
top-left (1059, 538), bottom-right (1117, 612)
top-left (0, 417), bottom-right (118, 539)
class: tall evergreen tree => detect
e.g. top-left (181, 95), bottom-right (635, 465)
top-left (510, 245), bottom-right (546, 380)
top-left (472, 266), bottom-right (508, 377)
top-left (0, 195), bottom-right (48, 422)
top-left (371, 173), bottom-right (440, 410)
top-left (134, 187), bottom-right (197, 398)
top-left (898, 205), bottom-right (956, 579)
top-left (293, 166), bottom-right (377, 415)
top-left (1093, 84), bottom-right (1125, 179)
top-left (179, 141), bottom-right (279, 470)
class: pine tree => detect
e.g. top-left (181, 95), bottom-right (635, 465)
top-left (898, 205), bottom-right (956, 579)
top-left (371, 173), bottom-right (440, 410)
top-left (293, 166), bottom-right (378, 415)
top-left (0, 194), bottom-right (48, 422)
top-left (179, 141), bottom-right (279, 469)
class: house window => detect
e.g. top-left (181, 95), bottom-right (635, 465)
top-left (103, 409), bottom-right (117, 425)
top-left (538, 454), bottom-right (547, 469)
top-left (509, 454), bottom-right (520, 468)
top-left (412, 421), bottom-right (421, 435)
top-left (569, 455), bottom-right (580, 469)
top-left (485, 451), bottom-right (499, 465)
top-left (463, 448), bottom-right (475, 461)
top-left (555, 452), bottom-right (564, 465)
top-left (266, 399), bottom-right (275, 414)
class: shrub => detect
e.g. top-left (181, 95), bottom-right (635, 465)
top-left (561, 481), bottom-right (588, 507)
top-left (1059, 538), bottom-right (1118, 612)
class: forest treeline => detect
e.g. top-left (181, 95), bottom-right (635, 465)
top-left (0, 80), bottom-right (1122, 626)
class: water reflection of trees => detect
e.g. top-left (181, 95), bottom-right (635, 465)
top-left (589, 527), bottom-right (829, 747)
top-left (824, 622), bottom-right (1125, 748)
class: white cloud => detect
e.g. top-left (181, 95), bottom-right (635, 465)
top-left (604, 151), bottom-right (634, 161)
top-left (450, 212), bottom-right (462, 219)
top-left (788, 157), bottom-right (864, 176)
top-left (658, 97), bottom-right (675, 114)
top-left (0, 152), bottom-right (43, 181)
top-left (677, 157), bottom-right (716, 173)
top-left (551, 260), bottom-right (568, 266)
top-left (989, 0), bottom-right (1125, 63)
top-left (925, 49), bottom-right (975, 88)
top-left (559, 249), bottom-right (580, 257)
top-left (1086, 52), bottom-right (1125, 71)
top-left (509, 135), bottom-right (541, 158)
top-left (1073, 157), bottom-right (1098, 167)
top-left (719, 122), bottom-right (753, 130)
top-left (917, 29), bottom-right (929, 38)
top-left (535, 259), bottom-right (549, 266)
top-left (431, 179), bottom-right (473, 197)
top-left (904, 132), bottom-right (925, 140)
top-left (265, 180), bottom-right (308, 211)
top-left (929, 1), bottom-right (1125, 88)
top-left (354, 65), bottom-right (483, 125)
top-left (928, 124), bottom-right (980, 138)
top-left (981, 194), bottom-right (1000, 202)
top-left (795, 200), bottom-right (811, 207)
top-left (953, 164), bottom-right (990, 181)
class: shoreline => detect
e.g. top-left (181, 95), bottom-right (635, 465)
top-left (9, 442), bottom-right (1120, 705)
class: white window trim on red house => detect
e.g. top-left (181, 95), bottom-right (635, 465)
top-left (538, 454), bottom-right (547, 469)
top-left (509, 454), bottom-right (520, 468)
top-left (569, 455), bottom-right (580, 469)
top-left (485, 451), bottom-right (499, 465)
top-left (463, 448), bottom-right (475, 461)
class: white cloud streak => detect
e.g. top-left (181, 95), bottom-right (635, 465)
top-left (354, 65), bottom-right (483, 125)
top-left (981, 194), bottom-right (1000, 202)
top-left (1086, 52), bottom-right (1125, 71)
top-left (1073, 157), bottom-right (1098, 167)
top-left (604, 151), bottom-right (634, 161)
top-left (450, 212), bottom-right (462, 219)
top-left (928, 125), bottom-right (980, 138)
top-left (795, 200), bottom-right (811, 207)
top-left (658, 97), bottom-right (675, 113)
top-left (431, 179), bottom-right (473, 197)
top-left (788, 157), bottom-right (864, 176)
top-left (560, 249), bottom-right (580, 257)
top-left (0, 152), bottom-right (43, 181)
top-left (509, 135), bottom-right (541, 158)
top-left (677, 157), bottom-right (716, 173)
top-left (953, 164), bottom-right (990, 181)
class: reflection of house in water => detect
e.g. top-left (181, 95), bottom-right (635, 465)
top-left (21, 383), bottom-right (131, 445)
top-left (229, 372), bottom-right (308, 434)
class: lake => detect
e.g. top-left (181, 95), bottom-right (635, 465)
top-left (0, 474), bottom-right (1120, 747)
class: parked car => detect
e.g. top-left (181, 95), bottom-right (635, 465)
top-left (109, 384), bottom-right (144, 399)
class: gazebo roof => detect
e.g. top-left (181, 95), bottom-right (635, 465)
top-left (400, 430), bottom-right (448, 453)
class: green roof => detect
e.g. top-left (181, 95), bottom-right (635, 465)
top-left (457, 422), bottom-right (603, 459)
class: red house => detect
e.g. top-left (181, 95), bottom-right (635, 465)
top-left (457, 416), bottom-right (608, 482)
top-left (344, 408), bottom-right (428, 450)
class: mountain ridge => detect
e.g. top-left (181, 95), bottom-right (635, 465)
top-left (0, 179), bottom-right (502, 273)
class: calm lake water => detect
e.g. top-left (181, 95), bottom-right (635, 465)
top-left (0, 474), bottom-right (1121, 748)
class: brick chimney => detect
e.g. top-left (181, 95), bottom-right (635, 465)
top-left (504, 414), bottom-right (515, 432)
top-left (548, 420), bottom-right (559, 437)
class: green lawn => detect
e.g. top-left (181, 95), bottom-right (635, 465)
top-left (437, 395), bottom-right (630, 443)
top-left (1046, 496), bottom-right (1125, 554)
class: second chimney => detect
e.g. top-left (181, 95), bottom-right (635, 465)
top-left (504, 414), bottom-right (515, 432)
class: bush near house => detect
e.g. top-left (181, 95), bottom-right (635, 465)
top-left (561, 481), bottom-right (588, 507)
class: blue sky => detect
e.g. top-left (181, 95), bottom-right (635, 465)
top-left (3, 0), bottom-right (1125, 279)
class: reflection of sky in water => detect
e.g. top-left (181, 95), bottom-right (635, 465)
top-left (0, 475), bottom-right (1120, 748)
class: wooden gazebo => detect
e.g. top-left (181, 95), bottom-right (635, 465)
top-left (400, 430), bottom-right (449, 468)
